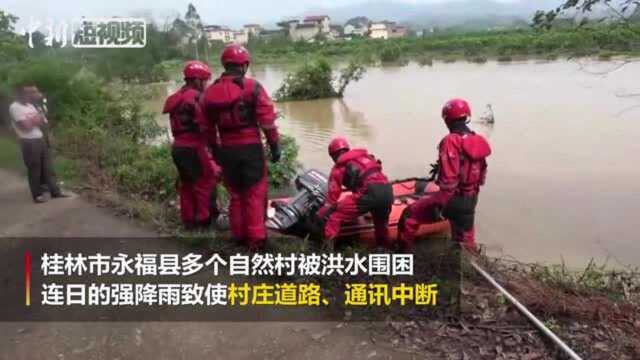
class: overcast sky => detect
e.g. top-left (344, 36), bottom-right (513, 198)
top-left (2, 0), bottom-right (525, 31)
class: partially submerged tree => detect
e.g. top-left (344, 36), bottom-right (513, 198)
top-left (274, 58), bottom-right (367, 101)
top-left (335, 60), bottom-right (366, 97)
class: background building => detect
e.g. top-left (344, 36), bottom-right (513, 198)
top-left (204, 25), bottom-right (234, 43)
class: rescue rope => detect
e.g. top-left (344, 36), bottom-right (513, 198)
top-left (469, 260), bottom-right (583, 360)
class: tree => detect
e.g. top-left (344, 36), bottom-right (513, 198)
top-left (274, 58), bottom-right (366, 101)
top-left (0, 9), bottom-right (17, 32)
top-left (533, 1), bottom-right (640, 112)
top-left (632, 5), bottom-right (640, 19)
top-left (335, 59), bottom-right (366, 97)
top-left (533, 0), bottom-right (640, 30)
top-left (184, 3), bottom-right (205, 61)
top-left (0, 10), bottom-right (27, 76)
top-left (0, 10), bottom-right (26, 127)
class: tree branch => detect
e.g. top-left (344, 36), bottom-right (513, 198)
top-left (616, 103), bottom-right (640, 117)
top-left (576, 59), bottom-right (636, 75)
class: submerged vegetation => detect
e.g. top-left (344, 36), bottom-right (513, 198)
top-left (274, 58), bottom-right (367, 101)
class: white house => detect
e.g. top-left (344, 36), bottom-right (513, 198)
top-left (204, 25), bottom-right (234, 43)
top-left (369, 21), bottom-right (407, 40)
top-left (233, 31), bottom-right (248, 44)
top-left (243, 24), bottom-right (262, 37)
top-left (389, 25), bottom-right (407, 38)
top-left (290, 23), bottom-right (321, 41)
top-left (369, 22), bottom-right (390, 39)
top-left (278, 15), bottom-right (333, 42)
top-left (303, 15), bottom-right (330, 34)
top-left (344, 24), bottom-right (368, 37)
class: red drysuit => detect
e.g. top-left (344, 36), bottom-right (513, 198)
top-left (399, 129), bottom-right (491, 250)
top-left (202, 72), bottom-right (279, 250)
top-left (163, 85), bottom-right (220, 228)
top-left (318, 149), bottom-right (394, 248)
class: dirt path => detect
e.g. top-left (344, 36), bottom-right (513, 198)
top-left (0, 168), bottom-right (414, 360)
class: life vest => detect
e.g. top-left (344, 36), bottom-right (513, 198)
top-left (163, 87), bottom-right (202, 137)
top-left (338, 149), bottom-right (385, 192)
top-left (456, 133), bottom-right (491, 194)
top-left (204, 76), bottom-right (260, 134)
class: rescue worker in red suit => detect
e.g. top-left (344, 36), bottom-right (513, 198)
top-left (317, 137), bottom-right (394, 250)
top-left (399, 99), bottom-right (491, 252)
top-left (202, 45), bottom-right (280, 250)
top-left (163, 61), bottom-right (220, 230)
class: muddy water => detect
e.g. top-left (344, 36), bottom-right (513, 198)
top-left (158, 60), bottom-right (640, 268)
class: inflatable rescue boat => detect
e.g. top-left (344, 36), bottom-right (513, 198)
top-left (266, 170), bottom-right (449, 246)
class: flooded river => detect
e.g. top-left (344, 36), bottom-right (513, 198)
top-left (156, 60), bottom-right (640, 268)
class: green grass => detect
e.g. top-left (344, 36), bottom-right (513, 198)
top-left (0, 134), bottom-right (23, 173)
top-left (0, 133), bottom-right (81, 186)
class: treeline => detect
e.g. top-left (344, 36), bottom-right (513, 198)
top-left (250, 24), bottom-right (640, 64)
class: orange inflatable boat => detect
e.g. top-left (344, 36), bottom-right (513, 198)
top-left (266, 170), bottom-right (449, 246)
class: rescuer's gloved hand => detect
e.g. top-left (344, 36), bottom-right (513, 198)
top-left (428, 162), bottom-right (440, 181)
top-left (269, 143), bottom-right (281, 163)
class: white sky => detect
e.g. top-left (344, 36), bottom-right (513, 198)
top-left (1, 0), bottom-right (526, 31)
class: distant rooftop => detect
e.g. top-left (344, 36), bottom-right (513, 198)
top-left (296, 23), bottom-right (318, 29)
top-left (203, 25), bottom-right (231, 31)
top-left (304, 15), bottom-right (330, 22)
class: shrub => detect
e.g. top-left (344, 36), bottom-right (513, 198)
top-left (275, 59), bottom-right (336, 101)
top-left (469, 56), bottom-right (488, 64)
top-left (417, 56), bottom-right (434, 67)
top-left (378, 44), bottom-right (402, 63)
top-left (274, 58), bottom-right (366, 101)
top-left (266, 133), bottom-right (301, 188)
top-left (110, 143), bottom-right (177, 202)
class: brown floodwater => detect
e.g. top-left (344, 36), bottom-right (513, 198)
top-left (158, 60), bottom-right (640, 268)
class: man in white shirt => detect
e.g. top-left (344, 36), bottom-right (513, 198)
top-left (9, 84), bottom-right (67, 203)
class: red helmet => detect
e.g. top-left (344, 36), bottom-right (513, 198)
top-left (442, 98), bottom-right (471, 123)
top-left (328, 137), bottom-right (350, 158)
top-left (183, 61), bottom-right (211, 80)
top-left (221, 45), bottom-right (251, 66)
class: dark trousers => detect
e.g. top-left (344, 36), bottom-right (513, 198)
top-left (400, 192), bottom-right (479, 249)
top-left (325, 183), bottom-right (394, 248)
top-left (20, 138), bottom-right (60, 200)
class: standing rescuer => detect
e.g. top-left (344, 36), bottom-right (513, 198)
top-left (399, 99), bottom-right (491, 252)
top-left (163, 61), bottom-right (220, 230)
top-left (203, 45), bottom-right (280, 250)
top-left (317, 137), bottom-right (394, 250)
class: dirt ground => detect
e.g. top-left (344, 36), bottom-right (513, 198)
top-left (1, 168), bottom-right (639, 359)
